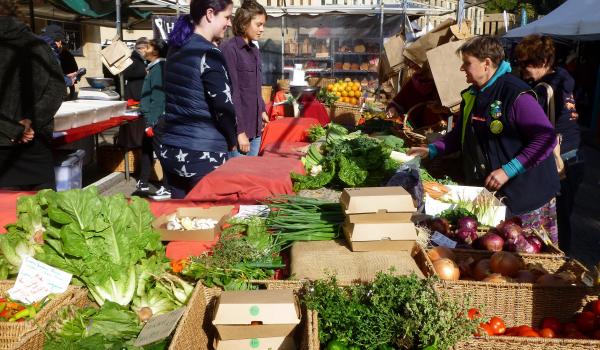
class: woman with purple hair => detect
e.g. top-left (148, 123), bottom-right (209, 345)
top-left (154, 0), bottom-right (242, 199)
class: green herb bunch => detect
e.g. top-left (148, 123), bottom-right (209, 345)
top-left (301, 273), bottom-right (479, 350)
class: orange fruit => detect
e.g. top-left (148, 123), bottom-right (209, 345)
top-left (350, 97), bottom-right (357, 105)
top-left (341, 90), bottom-right (348, 97)
top-left (327, 84), bottom-right (334, 91)
top-left (335, 92), bottom-right (341, 97)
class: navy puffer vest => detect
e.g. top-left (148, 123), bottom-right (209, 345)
top-left (156, 34), bottom-right (228, 153)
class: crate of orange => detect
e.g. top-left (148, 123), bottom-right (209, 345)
top-left (326, 80), bottom-right (363, 127)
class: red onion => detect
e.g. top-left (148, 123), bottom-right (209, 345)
top-left (478, 232), bottom-right (505, 252)
top-left (514, 235), bottom-right (537, 254)
top-left (456, 228), bottom-right (477, 245)
top-left (499, 222), bottom-right (523, 242)
top-left (458, 216), bottom-right (478, 231)
top-left (526, 236), bottom-right (543, 253)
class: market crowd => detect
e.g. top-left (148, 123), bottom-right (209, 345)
top-left (0, 0), bottom-right (583, 251)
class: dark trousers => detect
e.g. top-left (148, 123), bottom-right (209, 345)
top-left (154, 140), bottom-right (227, 199)
top-left (556, 150), bottom-right (585, 252)
top-left (138, 135), bottom-right (154, 184)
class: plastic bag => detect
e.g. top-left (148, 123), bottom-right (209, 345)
top-left (386, 161), bottom-right (425, 212)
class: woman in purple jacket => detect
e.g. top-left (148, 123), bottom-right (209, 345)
top-left (409, 36), bottom-right (561, 242)
top-left (220, 0), bottom-right (269, 157)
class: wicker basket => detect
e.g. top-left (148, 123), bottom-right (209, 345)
top-left (307, 77), bottom-right (336, 89)
top-left (418, 248), bottom-right (599, 328)
top-left (97, 145), bottom-right (140, 173)
top-left (0, 281), bottom-right (89, 350)
top-left (330, 102), bottom-right (362, 126)
top-left (394, 102), bottom-right (449, 147)
top-left (452, 294), bottom-right (600, 350)
top-left (190, 283), bottom-right (313, 350)
top-left (168, 282), bottom-right (208, 350)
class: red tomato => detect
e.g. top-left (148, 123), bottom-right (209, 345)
top-left (540, 328), bottom-right (556, 338)
top-left (479, 323), bottom-right (495, 336)
top-left (576, 311), bottom-right (597, 334)
top-left (592, 330), bottom-right (600, 340)
top-left (591, 300), bottom-right (600, 316)
top-left (489, 316), bottom-right (506, 335)
top-left (504, 327), bottom-right (518, 336)
top-left (468, 308), bottom-right (481, 320)
top-left (540, 317), bottom-right (562, 334)
top-left (520, 329), bottom-right (540, 337)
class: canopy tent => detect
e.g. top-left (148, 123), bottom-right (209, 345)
top-left (504, 0), bottom-right (600, 41)
top-left (47, 0), bottom-right (151, 20)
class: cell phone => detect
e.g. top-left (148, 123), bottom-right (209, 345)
top-left (75, 68), bottom-right (87, 82)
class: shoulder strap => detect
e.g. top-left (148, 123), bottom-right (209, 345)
top-left (536, 82), bottom-right (556, 126)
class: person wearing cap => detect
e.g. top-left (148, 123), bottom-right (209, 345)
top-left (122, 37), bottom-right (149, 101)
top-left (40, 24), bottom-right (77, 87)
top-left (0, 0), bottom-right (65, 190)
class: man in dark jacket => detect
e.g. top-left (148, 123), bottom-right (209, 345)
top-left (0, 0), bottom-right (66, 189)
top-left (122, 37), bottom-right (148, 101)
top-left (40, 24), bottom-right (77, 88)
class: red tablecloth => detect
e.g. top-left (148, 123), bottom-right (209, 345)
top-left (259, 117), bottom-right (319, 154)
top-left (53, 115), bottom-right (139, 146)
top-left (185, 156), bottom-right (304, 204)
top-left (0, 191), bottom-right (35, 234)
top-left (260, 141), bottom-right (310, 159)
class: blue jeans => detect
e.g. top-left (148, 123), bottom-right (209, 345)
top-left (228, 136), bottom-right (261, 158)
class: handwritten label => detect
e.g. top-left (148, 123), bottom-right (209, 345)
top-left (134, 308), bottom-right (185, 347)
top-left (234, 205), bottom-right (269, 219)
top-left (431, 231), bottom-right (457, 249)
top-left (8, 256), bottom-right (72, 304)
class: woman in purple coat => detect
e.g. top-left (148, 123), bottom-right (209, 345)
top-left (220, 0), bottom-right (269, 157)
top-left (409, 36), bottom-right (561, 243)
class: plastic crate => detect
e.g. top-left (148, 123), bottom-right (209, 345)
top-left (54, 149), bottom-right (85, 191)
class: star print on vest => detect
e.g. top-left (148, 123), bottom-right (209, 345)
top-left (490, 119), bottom-right (503, 134)
top-left (490, 100), bottom-right (502, 119)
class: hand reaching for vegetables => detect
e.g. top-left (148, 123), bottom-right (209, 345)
top-left (485, 168), bottom-right (509, 191)
top-left (408, 146), bottom-right (429, 159)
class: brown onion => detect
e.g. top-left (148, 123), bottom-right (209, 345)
top-left (427, 246), bottom-right (456, 262)
top-left (472, 259), bottom-right (492, 281)
top-left (458, 257), bottom-right (475, 279)
top-left (490, 251), bottom-right (522, 277)
top-left (515, 270), bottom-right (538, 283)
top-left (483, 273), bottom-right (510, 283)
top-left (433, 258), bottom-right (460, 280)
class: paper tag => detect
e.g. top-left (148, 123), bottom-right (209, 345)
top-left (234, 205), bottom-right (269, 219)
top-left (134, 308), bottom-right (185, 347)
top-left (431, 231), bottom-right (457, 249)
top-left (8, 256), bottom-right (72, 304)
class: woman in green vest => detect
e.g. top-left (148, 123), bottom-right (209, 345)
top-left (409, 36), bottom-right (561, 243)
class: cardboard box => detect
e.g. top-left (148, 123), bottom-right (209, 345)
top-left (152, 206), bottom-right (233, 241)
top-left (215, 336), bottom-right (296, 350)
top-left (424, 185), bottom-right (506, 227)
top-left (427, 40), bottom-right (470, 108)
top-left (340, 187), bottom-right (417, 214)
top-left (343, 211), bottom-right (417, 251)
top-left (213, 290), bottom-right (300, 340)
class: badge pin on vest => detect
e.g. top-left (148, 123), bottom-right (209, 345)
top-left (490, 119), bottom-right (503, 134)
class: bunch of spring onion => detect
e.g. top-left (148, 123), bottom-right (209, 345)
top-left (264, 195), bottom-right (345, 243)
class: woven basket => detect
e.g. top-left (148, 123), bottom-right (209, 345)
top-left (307, 77), bottom-right (336, 89)
top-left (394, 102), bottom-right (448, 147)
top-left (168, 282), bottom-right (207, 350)
top-left (192, 283), bottom-right (313, 350)
top-left (452, 294), bottom-right (600, 350)
top-left (0, 281), bottom-right (89, 350)
top-left (97, 145), bottom-right (140, 173)
top-left (418, 248), bottom-right (599, 328)
top-left (330, 102), bottom-right (362, 126)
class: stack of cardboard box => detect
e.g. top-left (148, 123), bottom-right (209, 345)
top-left (212, 290), bottom-right (301, 350)
top-left (341, 187), bottom-right (418, 252)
